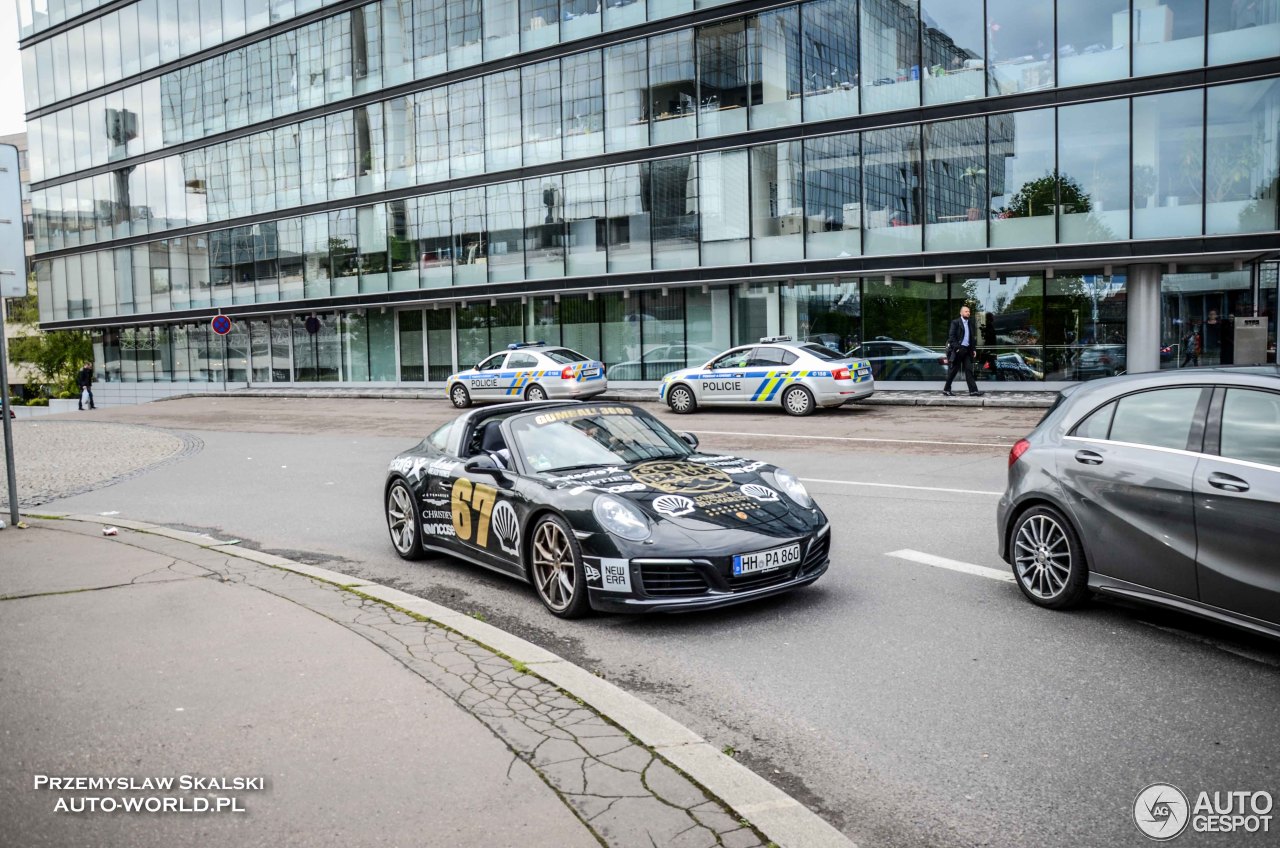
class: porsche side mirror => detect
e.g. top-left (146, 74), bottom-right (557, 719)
top-left (679, 432), bottom-right (699, 449)
top-left (464, 455), bottom-right (504, 477)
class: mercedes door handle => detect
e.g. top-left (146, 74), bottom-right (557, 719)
top-left (1208, 472), bottom-right (1250, 493)
top-left (1074, 450), bottom-right (1104, 465)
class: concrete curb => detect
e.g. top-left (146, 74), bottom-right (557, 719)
top-left (40, 511), bottom-right (856, 848)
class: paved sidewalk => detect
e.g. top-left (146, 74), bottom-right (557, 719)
top-left (0, 519), bottom-right (771, 848)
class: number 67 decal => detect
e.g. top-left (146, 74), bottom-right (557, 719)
top-left (451, 479), bottom-right (498, 546)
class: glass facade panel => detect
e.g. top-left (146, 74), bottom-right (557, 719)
top-left (1059, 99), bottom-right (1131, 242)
top-left (921, 0), bottom-right (985, 104)
top-left (863, 125), bottom-right (923, 254)
top-left (606, 163), bottom-right (651, 272)
top-left (650, 31), bottom-right (696, 145)
top-left (700, 150), bottom-right (750, 265)
top-left (564, 51), bottom-right (605, 159)
top-left (523, 60), bottom-right (563, 166)
top-left (399, 310), bottom-right (426, 381)
top-left (751, 143), bottom-right (805, 262)
top-left (651, 156), bottom-right (699, 269)
top-left (1135, 0), bottom-right (1205, 75)
top-left (989, 109), bottom-right (1056, 247)
top-left (606, 41), bottom-right (649, 151)
top-left (1208, 0), bottom-right (1280, 64)
top-left (487, 182), bottom-right (525, 282)
top-left (782, 279), bottom-right (861, 352)
top-left (1133, 90), bottom-right (1204, 239)
top-left (486, 71), bottom-right (524, 171)
top-left (452, 188), bottom-right (488, 286)
top-left (1044, 270), bottom-right (1127, 379)
top-left (698, 20), bottom-right (749, 136)
top-left (803, 0), bottom-right (859, 120)
top-left (1058, 1), bottom-right (1130, 86)
top-left (417, 193), bottom-right (453, 287)
top-left (861, 0), bottom-right (920, 114)
top-left (1206, 79), bottom-right (1280, 235)
top-left (749, 7), bottom-right (802, 130)
top-left (565, 169), bottom-right (607, 276)
top-left (986, 0), bottom-right (1054, 94)
top-left (521, 0), bottom-right (561, 52)
top-left (862, 276), bottom-right (950, 361)
top-left (804, 133), bottom-right (862, 258)
top-left (426, 308), bottom-right (453, 380)
top-left (525, 176), bottom-right (566, 279)
top-left (1161, 267), bottom-right (1253, 368)
top-left (925, 118), bottom-right (988, 252)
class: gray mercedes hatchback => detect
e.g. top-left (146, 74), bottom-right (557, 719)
top-left (998, 366), bottom-right (1280, 639)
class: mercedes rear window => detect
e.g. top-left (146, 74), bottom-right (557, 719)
top-left (544, 348), bottom-right (590, 364)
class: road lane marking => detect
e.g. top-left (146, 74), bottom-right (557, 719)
top-left (688, 429), bottom-right (1012, 448)
top-left (802, 478), bottom-right (1003, 496)
top-left (887, 549), bottom-right (1015, 583)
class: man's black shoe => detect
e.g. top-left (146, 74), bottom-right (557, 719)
top-left (942, 390), bottom-right (955, 397)
top-left (969, 391), bottom-right (985, 397)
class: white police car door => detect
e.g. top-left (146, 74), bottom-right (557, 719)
top-left (504, 352), bottom-right (540, 398)
top-left (469, 353), bottom-right (509, 400)
top-left (743, 346), bottom-right (799, 404)
top-left (698, 348), bottom-right (752, 405)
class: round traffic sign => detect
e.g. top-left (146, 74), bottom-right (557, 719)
top-left (211, 315), bottom-right (232, 336)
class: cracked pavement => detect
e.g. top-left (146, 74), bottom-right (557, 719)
top-left (0, 520), bottom-right (764, 848)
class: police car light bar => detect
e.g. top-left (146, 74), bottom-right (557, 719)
top-left (759, 335), bottom-right (793, 344)
top-left (507, 340), bottom-right (546, 350)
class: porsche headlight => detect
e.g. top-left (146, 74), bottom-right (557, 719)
top-left (771, 468), bottom-right (812, 508)
top-left (592, 494), bottom-right (651, 542)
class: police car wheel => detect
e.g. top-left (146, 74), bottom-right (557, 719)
top-left (386, 479), bottom-right (426, 561)
top-left (450, 384), bottom-right (472, 408)
top-left (667, 385), bottom-right (697, 414)
top-left (529, 515), bottom-right (590, 619)
top-left (525, 384), bottom-right (547, 401)
top-left (782, 385), bottom-right (816, 416)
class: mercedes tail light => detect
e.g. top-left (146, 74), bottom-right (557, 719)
top-left (1009, 438), bottom-right (1031, 467)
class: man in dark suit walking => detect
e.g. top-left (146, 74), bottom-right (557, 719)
top-left (942, 305), bottom-right (983, 397)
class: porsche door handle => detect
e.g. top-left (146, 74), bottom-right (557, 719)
top-left (1074, 450), bottom-right (1104, 465)
top-left (1208, 472), bottom-right (1250, 493)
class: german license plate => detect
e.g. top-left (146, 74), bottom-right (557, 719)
top-left (733, 543), bottom-right (802, 576)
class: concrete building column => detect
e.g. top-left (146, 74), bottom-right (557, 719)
top-left (1127, 264), bottom-right (1161, 373)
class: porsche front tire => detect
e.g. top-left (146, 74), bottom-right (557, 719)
top-left (529, 515), bottom-right (590, 619)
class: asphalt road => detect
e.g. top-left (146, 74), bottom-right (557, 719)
top-left (38, 398), bottom-right (1280, 848)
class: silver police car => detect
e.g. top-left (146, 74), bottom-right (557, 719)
top-left (447, 342), bottom-right (607, 408)
top-left (659, 337), bottom-right (874, 416)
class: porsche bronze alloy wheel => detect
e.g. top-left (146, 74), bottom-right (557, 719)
top-left (667, 384), bottom-right (696, 414)
top-left (386, 480), bottom-right (425, 560)
top-left (530, 515), bottom-right (589, 618)
top-left (1012, 506), bottom-right (1087, 608)
top-left (450, 383), bottom-right (472, 408)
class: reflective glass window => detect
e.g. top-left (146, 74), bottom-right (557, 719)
top-left (521, 0), bottom-right (560, 51)
top-left (273, 30), bottom-right (300, 117)
top-left (804, 133), bottom-right (861, 259)
top-left (356, 103), bottom-right (386, 195)
top-left (605, 41), bottom-right (649, 151)
top-left (67, 25), bottom-right (86, 96)
top-left (749, 7), bottom-right (801, 130)
top-left (864, 125), bottom-right (923, 254)
top-left (1059, 1), bottom-right (1130, 86)
top-left (303, 213), bottom-right (331, 298)
top-left (649, 31), bottom-right (696, 144)
top-left (383, 0), bottom-right (415, 87)
top-left (922, 0), bottom-right (984, 104)
top-left (159, 0), bottom-right (181, 64)
top-left (385, 97), bottom-right (417, 190)
top-left (651, 156), bottom-right (699, 270)
top-left (299, 117), bottom-right (327, 205)
top-left (605, 0), bottom-right (644, 31)
top-left (751, 143), bottom-right (804, 262)
top-left (398, 310), bottom-right (426, 381)
top-left (782, 280), bottom-right (861, 353)
top-left (224, 48), bottom-right (249, 131)
top-left (522, 60), bottom-right (562, 166)
top-left (959, 273), bottom-right (1045, 382)
top-left (274, 125), bottom-right (302, 211)
top-left (986, 0), bottom-right (1054, 94)
top-left (1133, 90), bottom-right (1204, 239)
top-left (1059, 99), bottom-right (1130, 243)
top-left (1221, 389), bottom-right (1280, 467)
top-left (325, 13), bottom-right (355, 103)
top-left (278, 217), bottom-right (305, 301)
top-left (353, 3), bottom-right (384, 95)
top-left (388, 200), bottom-right (420, 289)
top-left (862, 276), bottom-right (949, 355)
top-left (328, 111), bottom-right (357, 200)
top-left (170, 239), bottom-right (191, 311)
top-left (247, 0), bottom-right (270, 30)
top-left (200, 0), bottom-right (224, 52)
top-left (525, 176), bottom-right (566, 279)
top-left (606, 163), bottom-right (651, 272)
top-left (485, 0), bottom-right (520, 59)
top-left (329, 208), bottom-right (360, 295)
top-left (562, 0), bottom-right (602, 40)
top-left (223, 0), bottom-right (248, 41)
top-left (563, 50), bottom-right (605, 159)
top-left (601, 293), bottom-right (641, 373)
top-left (358, 204), bottom-right (389, 293)
top-left (1110, 388), bottom-right (1205, 449)
top-left (861, 0), bottom-right (920, 114)
top-left (426, 309), bottom-right (453, 380)
top-left (487, 183), bottom-right (525, 282)
top-left (697, 20), bottom-right (748, 136)
top-left (984, 111), bottom-right (1053, 248)
top-left (231, 225), bottom-right (256, 304)
top-left (84, 19), bottom-right (105, 93)
top-left (208, 232), bottom-right (231, 308)
top-left (296, 21), bottom-right (326, 110)
top-left (925, 117), bottom-right (988, 252)
top-left (119, 4), bottom-right (141, 79)
top-left (1208, 0), bottom-right (1280, 64)
top-left (450, 79), bottom-right (485, 177)
top-left (700, 150), bottom-right (749, 265)
top-left (416, 193), bottom-right (453, 287)
top-left (1206, 79), bottom-right (1280, 235)
top-left (189, 236), bottom-right (212, 309)
top-left (452, 188), bottom-right (488, 285)
top-left (1135, 0), bottom-right (1204, 75)
top-left (416, 88), bottom-right (450, 184)
top-left (485, 70), bottom-right (523, 171)
top-left (448, 0), bottom-right (482, 67)
top-left (1044, 270), bottom-right (1127, 379)
top-left (414, 0), bottom-right (447, 78)
top-left (564, 169), bottom-right (607, 276)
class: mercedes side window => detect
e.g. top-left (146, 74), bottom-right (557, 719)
top-left (507, 353), bottom-right (538, 369)
top-left (710, 349), bottom-right (750, 369)
top-left (1071, 402), bottom-right (1116, 440)
top-left (477, 353), bottom-right (506, 371)
top-left (1220, 389), bottom-right (1280, 468)
top-left (1108, 388), bottom-right (1205, 451)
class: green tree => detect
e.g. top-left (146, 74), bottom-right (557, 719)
top-left (6, 275), bottom-right (91, 397)
top-left (999, 172), bottom-right (1091, 218)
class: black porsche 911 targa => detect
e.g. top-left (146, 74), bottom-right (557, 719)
top-left (384, 401), bottom-right (831, 617)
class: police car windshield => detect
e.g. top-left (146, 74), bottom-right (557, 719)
top-left (509, 406), bottom-right (690, 474)
top-left (543, 348), bottom-right (590, 364)
top-left (799, 344), bottom-right (847, 361)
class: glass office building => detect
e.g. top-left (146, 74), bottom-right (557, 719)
top-left (18, 0), bottom-right (1280, 392)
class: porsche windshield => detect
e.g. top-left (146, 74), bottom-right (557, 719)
top-left (509, 406), bottom-right (691, 474)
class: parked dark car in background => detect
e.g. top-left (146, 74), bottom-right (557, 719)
top-left (998, 366), bottom-right (1280, 639)
top-left (847, 339), bottom-right (948, 380)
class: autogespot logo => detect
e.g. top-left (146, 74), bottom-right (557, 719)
top-left (1135, 784), bottom-right (1191, 841)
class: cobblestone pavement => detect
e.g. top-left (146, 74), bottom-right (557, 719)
top-left (44, 521), bottom-right (768, 848)
top-left (0, 421), bottom-right (202, 508)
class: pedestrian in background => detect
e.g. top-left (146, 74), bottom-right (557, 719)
top-left (77, 362), bottom-right (96, 410)
top-left (942, 305), bottom-right (983, 397)
top-left (1181, 323), bottom-right (1201, 368)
